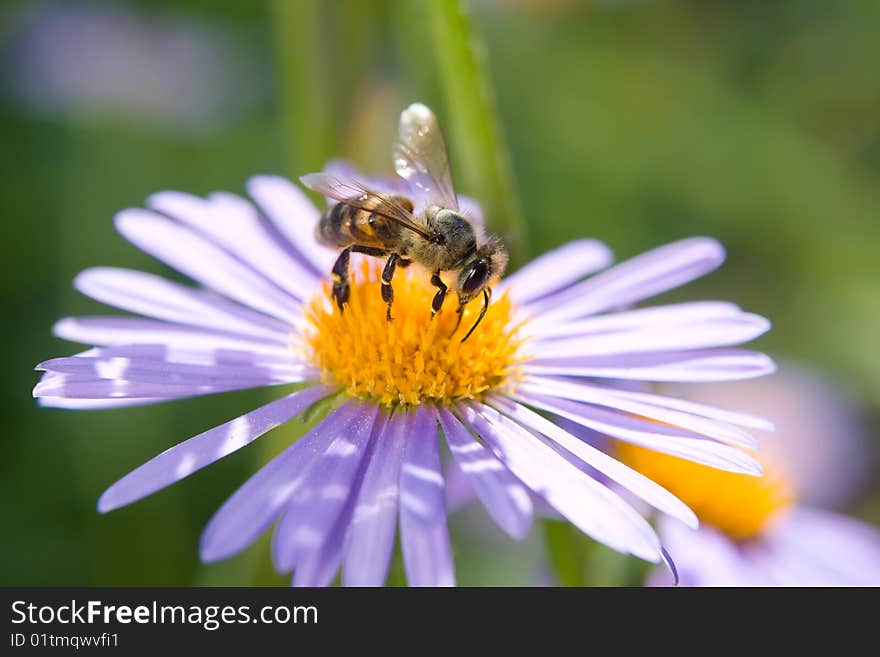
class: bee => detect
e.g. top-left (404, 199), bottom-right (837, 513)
top-left (301, 102), bottom-right (507, 342)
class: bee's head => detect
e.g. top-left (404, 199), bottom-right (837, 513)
top-left (456, 236), bottom-right (508, 305)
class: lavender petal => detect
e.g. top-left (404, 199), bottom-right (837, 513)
top-left (45, 343), bottom-right (305, 368)
top-left (342, 409), bottom-right (407, 586)
top-left (588, 385), bottom-right (774, 431)
top-left (528, 313), bottom-right (770, 358)
top-left (399, 406), bottom-right (455, 587)
top-left (499, 239), bottom-right (614, 304)
top-left (528, 301), bottom-right (743, 339)
top-left (651, 516), bottom-right (752, 586)
top-left (114, 208), bottom-right (300, 324)
top-left (272, 404), bottom-right (378, 572)
top-left (33, 375), bottom-right (250, 400)
top-left (246, 175), bottom-right (336, 274)
top-left (291, 520), bottom-right (346, 587)
top-left (38, 396), bottom-right (166, 409)
top-left (54, 317), bottom-right (294, 356)
top-left (437, 405), bottom-right (533, 540)
top-left (660, 548), bottom-right (680, 586)
top-left (765, 507), bottom-right (880, 585)
top-left (37, 355), bottom-right (307, 389)
top-left (74, 267), bottom-right (291, 340)
top-left (98, 385), bottom-right (332, 512)
top-left (461, 402), bottom-right (663, 562)
top-left (293, 411), bottom-right (398, 588)
top-left (36, 367), bottom-right (168, 408)
top-left (516, 392), bottom-right (762, 475)
top-left (488, 395), bottom-right (697, 529)
top-left (148, 190), bottom-right (321, 300)
top-left (529, 237), bottom-right (726, 322)
top-left (443, 457), bottom-right (477, 512)
top-left (199, 401), bottom-right (360, 563)
top-left (524, 348), bottom-right (777, 382)
top-left (520, 377), bottom-right (758, 448)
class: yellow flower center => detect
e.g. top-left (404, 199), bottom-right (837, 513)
top-left (617, 442), bottom-right (795, 540)
top-left (302, 260), bottom-right (525, 407)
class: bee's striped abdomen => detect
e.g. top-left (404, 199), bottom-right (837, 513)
top-left (316, 195), bottom-right (412, 251)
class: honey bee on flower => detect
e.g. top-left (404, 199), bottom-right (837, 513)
top-left (302, 103), bottom-right (507, 341)
top-left (35, 103), bottom-right (776, 586)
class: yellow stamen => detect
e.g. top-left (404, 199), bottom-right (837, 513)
top-left (301, 260), bottom-right (525, 407)
top-left (618, 442), bottom-right (795, 540)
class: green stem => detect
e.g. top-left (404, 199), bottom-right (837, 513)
top-left (542, 519), bottom-right (588, 586)
top-left (271, 0), bottom-right (336, 177)
top-left (426, 0), bottom-right (528, 265)
top-left (542, 518), bottom-right (647, 587)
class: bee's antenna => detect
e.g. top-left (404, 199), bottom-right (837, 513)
top-left (461, 288), bottom-right (491, 343)
top-left (451, 305), bottom-right (465, 337)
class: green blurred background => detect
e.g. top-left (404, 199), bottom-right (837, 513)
top-left (2, 0), bottom-right (878, 586)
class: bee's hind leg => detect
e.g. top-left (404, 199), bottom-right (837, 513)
top-left (335, 246), bottom-right (407, 319)
top-left (330, 247), bottom-right (352, 310)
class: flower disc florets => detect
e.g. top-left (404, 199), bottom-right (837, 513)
top-left (302, 261), bottom-right (524, 407)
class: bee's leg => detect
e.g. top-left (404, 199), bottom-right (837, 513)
top-left (330, 247), bottom-right (352, 310)
top-left (346, 245), bottom-right (390, 314)
top-left (430, 271), bottom-right (447, 319)
top-left (380, 253), bottom-right (400, 321)
top-left (350, 246), bottom-right (388, 257)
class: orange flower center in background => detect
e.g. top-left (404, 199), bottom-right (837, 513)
top-left (618, 442), bottom-right (795, 540)
top-left (302, 260), bottom-right (525, 407)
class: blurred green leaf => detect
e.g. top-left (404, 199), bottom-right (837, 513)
top-left (426, 0), bottom-right (527, 264)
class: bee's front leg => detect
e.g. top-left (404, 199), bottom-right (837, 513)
top-left (430, 271), bottom-right (447, 319)
top-left (381, 253), bottom-right (401, 321)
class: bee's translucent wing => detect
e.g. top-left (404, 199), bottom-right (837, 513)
top-left (300, 171), bottom-right (377, 204)
top-left (393, 103), bottom-right (459, 211)
top-left (300, 172), bottom-right (436, 240)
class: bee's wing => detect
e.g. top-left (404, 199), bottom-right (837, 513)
top-left (393, 103), bottom-right (459, 211)
top-left (300, 172), bottom-right (436, 241)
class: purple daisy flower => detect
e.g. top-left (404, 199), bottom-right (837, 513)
top-left (631, 370), bottom-right (880, 586)
top-left (34, 108), bottom-right (775, 586)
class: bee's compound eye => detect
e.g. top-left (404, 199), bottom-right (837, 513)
top-left (461, 260), bottom-right (489, 295)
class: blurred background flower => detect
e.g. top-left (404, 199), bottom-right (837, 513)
top-left (2, 2), bottom-right (266, 135)
top-left (633, 366), bottom-right (880, 585)
top-left (3, 0), bottom-right (879, 585)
